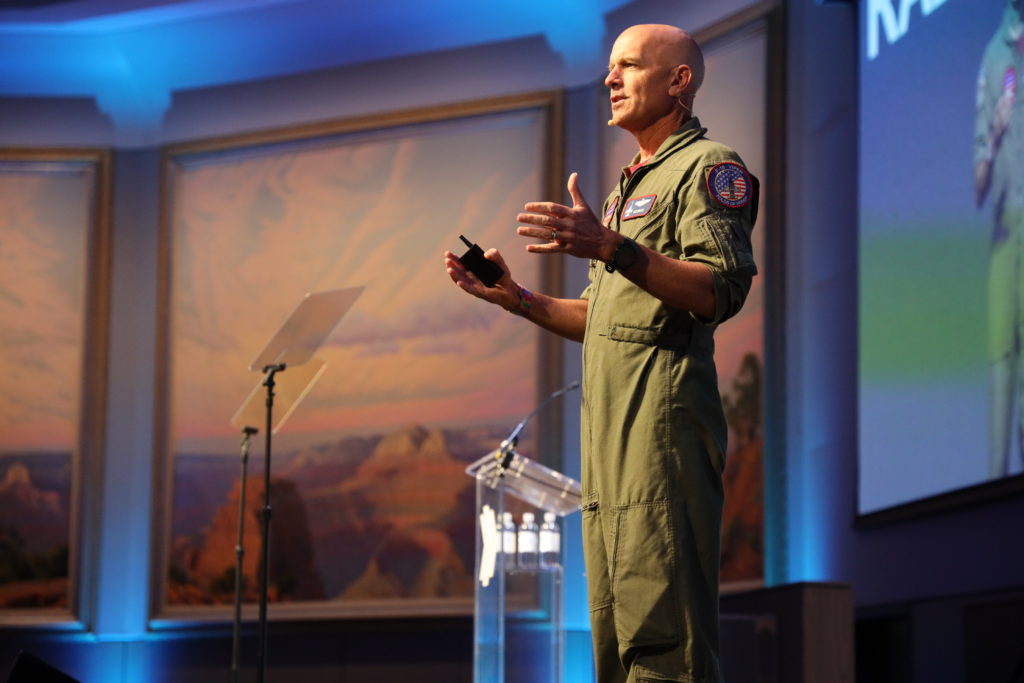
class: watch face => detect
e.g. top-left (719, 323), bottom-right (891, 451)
top-left (615, 238), bottom-right (638, 270)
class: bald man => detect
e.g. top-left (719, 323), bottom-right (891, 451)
top-left (446, 24), bottom-right (757, 683)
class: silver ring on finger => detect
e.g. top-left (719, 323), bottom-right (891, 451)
top-left (551, 229), bottom-right (558, 242)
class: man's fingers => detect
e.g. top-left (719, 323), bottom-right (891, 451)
top-left (517, 212), bottom-right (549, 227)
top-left (518, 212), bottom-right (574, 233)
top-left (525, 242), bottom-right (565, 254)
top-left (516, 225), bottom-right (562, 241)
top-left (444, 252), bottom-right (469, 277)
top-left (445, 253), bottom-right (481, 288)
top-left (567, 172), bottom-right (591, 211)
top-left (444, 252), bottom-right (462, 276)
top-left (483, 248), bottom-right (511, 276)
top-left (450, 267), bottom-right (478, 289)
top-left (523, 201), bottom-right (571, 217)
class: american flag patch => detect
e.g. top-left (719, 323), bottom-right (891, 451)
top-left (1004, 67), bottom-right (1017, 95)
top-left (707, 162), bottom-right (751, 209)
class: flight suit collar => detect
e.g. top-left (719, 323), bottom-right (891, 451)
top-left (623, 116), bottom-right (708, 175)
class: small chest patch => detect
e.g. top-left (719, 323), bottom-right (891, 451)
top-left (707, 162), bottom-right (752, 208)
top-left (1004, 66), bottom-right (1017, 99)
top-left (621, 194), bottom-right (657, 220)
top-left (602, 197), bottom-right (620, 226)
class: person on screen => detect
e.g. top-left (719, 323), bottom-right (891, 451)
top-left (975, 0), bottom-right (1024, 479)
top-left (445, 24), bottom-right (757, 683)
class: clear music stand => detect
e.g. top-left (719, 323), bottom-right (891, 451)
top-left (247, 287), bottom-right (363, 371)
top-left (231, 357), bottom-right (328, 435)
top-left (231, 286), bottom-right (363, 683)
top-left (466, 448), bottom-right (582, 683)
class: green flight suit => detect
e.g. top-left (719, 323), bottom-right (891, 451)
top-left (976, 4), bottom-right (1024, 477)
top-left (580, 117), bottom-right (757, 683)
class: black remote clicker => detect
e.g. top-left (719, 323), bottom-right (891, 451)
top-left (458, 235), bottom-right (504, 287)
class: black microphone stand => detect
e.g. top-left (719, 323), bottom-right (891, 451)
top-left (230, 425), bottom-right (258, 683)
top-left (256, 363), bottom-right (285, 683)
top-left (497, 381), bottom-right (580, 471)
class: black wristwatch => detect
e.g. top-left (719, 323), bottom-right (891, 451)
top-left (605, 236), bottom-right (640, 273)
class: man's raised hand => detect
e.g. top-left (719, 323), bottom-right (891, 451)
top-left (516, 172), bottom-right (616, 262)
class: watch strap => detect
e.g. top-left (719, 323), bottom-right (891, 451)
top-left (605, 236), bottom-right (639, 273)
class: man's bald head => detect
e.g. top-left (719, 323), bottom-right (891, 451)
top-left (617, 24), bottom-right (705, 102)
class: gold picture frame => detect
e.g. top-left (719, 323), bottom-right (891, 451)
top-left (153, 92), bottom-right (564, 622)
top-left (0, 148), bottom-right (112, 625)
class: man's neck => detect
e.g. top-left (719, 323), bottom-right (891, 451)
top-left (633, 112), bottom-right (689, 163)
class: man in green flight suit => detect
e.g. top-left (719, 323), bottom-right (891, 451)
top-left (445, 24), bottom-right (757, 683)
top-left (976, 0), bottom-right (1024, 479)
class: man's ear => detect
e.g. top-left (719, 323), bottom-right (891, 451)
top-left (669, 64), bottom-right (692, 97)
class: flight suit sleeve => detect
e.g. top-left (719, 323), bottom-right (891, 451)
top-left (677, 158), bottom-right (759, 325)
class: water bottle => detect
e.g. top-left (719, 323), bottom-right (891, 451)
top-left (539, 512), bottom-right (560, 569)
top-left (501, 512), bottom-right (517, 571)
top-left (517, 511), bottom-right (539, 569)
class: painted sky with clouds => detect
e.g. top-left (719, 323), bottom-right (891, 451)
top-left (0, 164), bottom-right (92, 452)
top-left (169, 111), bottom-right (546, 453)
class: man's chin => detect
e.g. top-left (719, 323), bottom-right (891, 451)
top-left (611, 113), bottom-right (637, 130)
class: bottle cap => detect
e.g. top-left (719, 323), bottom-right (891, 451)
top-left (522, 512), bottom-right (535, 523)
top-left (544, 512), bottom-right (556, 523)
top-left (503, 512), bottom-right (513, 522)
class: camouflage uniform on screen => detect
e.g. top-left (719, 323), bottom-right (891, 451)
top-left (976, 2), bottom-right (1024, 478)
top-left (580, 117), bottom-right (757, 683)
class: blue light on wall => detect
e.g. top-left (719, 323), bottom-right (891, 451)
top-left (0, 0), bottom-right (630, 142)
top-left (789, 451), bottom-right (831, 582)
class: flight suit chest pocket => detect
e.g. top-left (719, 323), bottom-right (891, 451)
top-left (619, 196), bottom-right (671, 242)
top-left (610, 501), bottom-right (682, 648)
top-left (606, 324), bottom-right (690, 350)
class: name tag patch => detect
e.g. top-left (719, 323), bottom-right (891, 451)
top-left (602, 197), bottom-right (619, 226)
top-left (621, 194), bottom-right (657, 220)
top-left (707, 162), bottom-right (751, 208)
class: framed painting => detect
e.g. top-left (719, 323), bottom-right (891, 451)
top-left (154, 93), bottom-right (564, 620)
top-left (0, 149), bottom-right (111, 624)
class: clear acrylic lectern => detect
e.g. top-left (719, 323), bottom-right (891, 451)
top-left (466, 448), bottom-right (582, 683)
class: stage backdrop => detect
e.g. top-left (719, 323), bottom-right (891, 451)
top-left (155, 94), bottom-right (563, 620)
top-left (0, 150), bottom-right (110, 623)
top-left (858, 0), bottom-right (1023, 516)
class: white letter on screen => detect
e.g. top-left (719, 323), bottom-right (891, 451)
top-left (922, 0), bottom-right (949, 16)
top-left (898, 0), bottom-right (920, 37)
top-left (867, 0), bottom-right (901, 61)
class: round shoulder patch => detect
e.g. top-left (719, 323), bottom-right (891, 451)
top-left (707, 162), bottom-right (752, 209)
